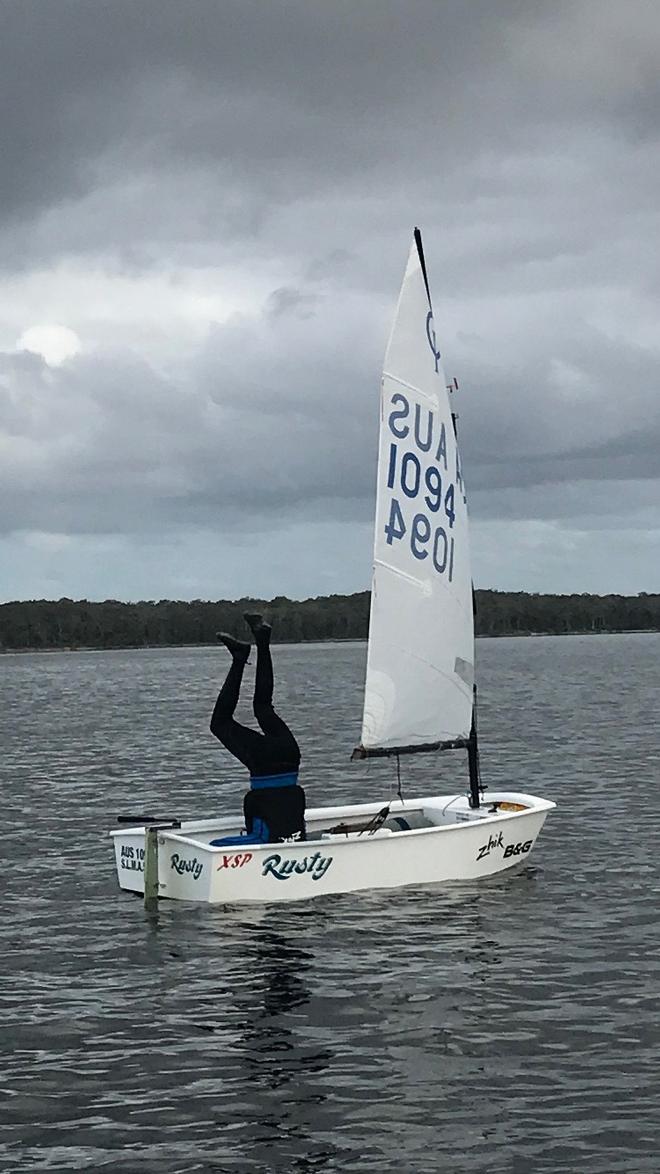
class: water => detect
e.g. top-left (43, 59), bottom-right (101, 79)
top-left (1, 634), bottom-right (659, 1173)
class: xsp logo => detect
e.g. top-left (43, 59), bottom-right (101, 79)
top-left (216, 852), bottom-right (252, 871)
top-left (503, 840), bottom-right (532, 859)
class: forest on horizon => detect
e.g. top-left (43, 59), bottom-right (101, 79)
top-left (1, 590), bottom-right (659, 651)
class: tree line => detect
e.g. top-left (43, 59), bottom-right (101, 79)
top-left (0, 590), bottom-right (658, 651)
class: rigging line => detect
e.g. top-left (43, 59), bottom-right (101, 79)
top-left (396, 753), bottom-right (404, 804)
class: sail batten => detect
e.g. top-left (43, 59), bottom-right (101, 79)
top-left (357, 231), bottom-right (474, 757)
top-left (381, 372), bottom-right (439, 403)
top-left (372, 559), bottom-right (428, 588)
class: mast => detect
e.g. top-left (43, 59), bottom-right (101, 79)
top-left (413, 226), bottom-right (432, 304)
top-left (426, 232), bottom-right (482, 808)
top-left (450, 381), bottom-right (481, 810)
top-left (467, 700), bottom-right (481, 809)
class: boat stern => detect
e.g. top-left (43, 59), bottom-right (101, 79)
top-left (110, 824), bottom-right (217, 902)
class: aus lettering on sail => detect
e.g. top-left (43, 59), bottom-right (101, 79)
top-left (382, 391), bottom-right (466, 580)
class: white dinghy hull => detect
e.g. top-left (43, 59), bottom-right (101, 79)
top-left (110, 791), bottom-right (555, 905)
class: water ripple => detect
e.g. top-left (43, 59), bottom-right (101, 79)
top-left (1, 635), bottom-right (659, 1172)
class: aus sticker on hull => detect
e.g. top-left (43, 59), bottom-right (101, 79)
top-left (121, 844), bottom-right (144, 872)
top-left (384, 392), bottom-right (466, 580)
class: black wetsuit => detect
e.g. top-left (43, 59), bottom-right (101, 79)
top-left (210, 636), bottom-right (305, 843)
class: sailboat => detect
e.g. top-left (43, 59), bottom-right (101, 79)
top-left (110, 229), bottom-right (555, 905)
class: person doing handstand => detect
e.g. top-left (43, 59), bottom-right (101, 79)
top-left (209, 613), bottom-right (305, 845)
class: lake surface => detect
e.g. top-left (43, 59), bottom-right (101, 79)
top-left (1, 634), bottom-right (659, 1173)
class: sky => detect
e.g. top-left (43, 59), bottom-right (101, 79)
top-left (1, 0), bottom-right (659, 603)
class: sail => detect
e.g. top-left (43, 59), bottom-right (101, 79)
top-left (357, 230), bottom-right (474, 755)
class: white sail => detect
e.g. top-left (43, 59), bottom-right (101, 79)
top-left (358, 231), bottom-right (474, 753)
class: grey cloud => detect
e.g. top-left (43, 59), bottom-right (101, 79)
top-left (1, 290), bottom-right (656, 543)
top-left (4, 1), bottom-right (660, 262)
top-left (487, 476), bottom-right (659, 518)
top-left (1, 0), bottom-right (659, 599)
top-left (0, 289), bottom-right (380, 536)
top-left (0, 0), bottom-right (467, 234)
top-left (458, 321), bottom-right (660, 477)
top-left (266, 288), bottom-right (319, 321)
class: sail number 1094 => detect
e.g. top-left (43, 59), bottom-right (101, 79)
top-left (385, 443), bottom-right (456, 579)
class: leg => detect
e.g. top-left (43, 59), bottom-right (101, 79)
top-left (210, 713), bottom-right (265, 772)
top-left (253, 631), bottom-right (274, 713)
top-left (244, 614), bottom-right (301, 769)
top-left (252, 643), bottom-right (299, 760)
top-left (253, 631), bottom-right (298, 748)
top-left (210, 645), bottom-right (264, 771)
top-left (211, 655), bottom-right (246, 724)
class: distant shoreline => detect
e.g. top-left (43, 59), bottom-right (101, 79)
top-left (2, 628), bottom-right (659, 655)
top-left (2, 591), bottom-right (658, 653)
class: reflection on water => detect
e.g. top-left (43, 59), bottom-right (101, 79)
top-left (246, 931), bottom-right (312, 1027)
top-left (1, 634), bottom-right (659, 1172)
top-left (235, 928), bottom-right (338, 1171)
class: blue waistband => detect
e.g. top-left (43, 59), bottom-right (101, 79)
top-left (250, 772), bottom-right (299, 790)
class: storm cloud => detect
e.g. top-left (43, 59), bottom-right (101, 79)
top-left (1, 0), bottom-right (659, 600)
